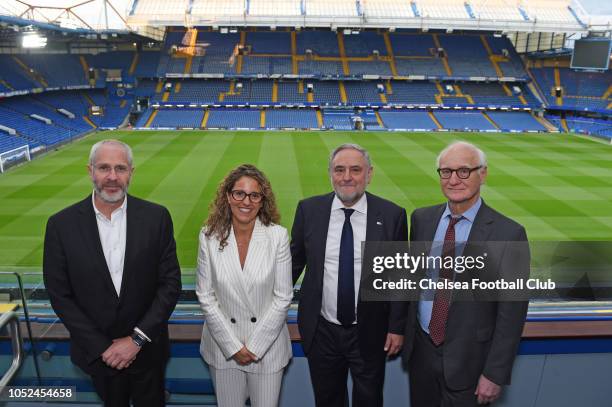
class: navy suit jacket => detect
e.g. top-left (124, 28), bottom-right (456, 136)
top-left (291, 191), bottom-right (408, 356)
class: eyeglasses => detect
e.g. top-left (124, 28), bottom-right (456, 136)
top-left (94, 164), bottom-right (130, 175)
top-left (437, 166), bottom-right (483, 179)
top-left (230, 190), bottom-right (264, 203)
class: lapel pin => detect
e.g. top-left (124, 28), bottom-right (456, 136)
top-left (376, 221), bottom-right (383, 225)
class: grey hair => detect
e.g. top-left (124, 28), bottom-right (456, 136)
top-left (89, 139), bottom-right (133, 167)
top-left (436, 141), bottom-right (487, 169)
top-left (328, 143), bottom-right (372, 171)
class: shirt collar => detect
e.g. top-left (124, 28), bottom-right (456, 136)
top-left (92, 191), bottom-right (127, 219)
top-left (331, 192), bottom-right (368, 215)
top-left (442, 197), bottom-right (482, 223)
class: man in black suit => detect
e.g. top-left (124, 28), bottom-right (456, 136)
top-left (291, 143), bottom-right (408, 407)
top-left (402, 141), bottom-right (529, 407)
top-left (43, 139), bottom-right (181, 407)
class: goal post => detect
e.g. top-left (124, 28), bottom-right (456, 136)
top-left (0, 144), bottom-right (31, 173)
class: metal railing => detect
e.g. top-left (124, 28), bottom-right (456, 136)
top-left (0, 311), bottom-right (23, 390)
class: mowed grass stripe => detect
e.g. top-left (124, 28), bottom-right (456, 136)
top-left (175, 131), bottom-right (265, 269)
top-left (341, 133), bottom-right (418, 211)
top-left (5, 133), bottom-right (180, 266)
top-left (481, 139), bottom-right (612, 236)
top-left (144, 132), bottom-right (235, 241)
top-left (1, 130), bottom-right (611, 271)
top-left (257, 132), bottom-right (303, 228)
top-left (292, 132), bottom-right (331, 198)
top-left (397, 133), bottom-right (572, 239)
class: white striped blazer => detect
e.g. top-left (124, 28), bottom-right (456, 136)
top-left (196, 218), bottom-right (293, 373)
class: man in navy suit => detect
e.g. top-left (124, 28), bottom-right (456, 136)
top-left (43, 139), bottom-right (181, 406)
top-left (291, 143), bottom-right (408, 407)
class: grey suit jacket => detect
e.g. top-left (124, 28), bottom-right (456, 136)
top-left (402, 200), bottom-right (529, 390)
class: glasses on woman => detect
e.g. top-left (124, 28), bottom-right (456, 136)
top-left (231, 190), bottom-right (264, 203)
top-left (437, 166), bottom-right (483, 179)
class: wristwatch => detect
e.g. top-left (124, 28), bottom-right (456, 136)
top-left (131, 332), bottom-right (147, 347)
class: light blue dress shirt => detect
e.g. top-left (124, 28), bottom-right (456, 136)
top-left (418, 198), bottom-right (482, 333)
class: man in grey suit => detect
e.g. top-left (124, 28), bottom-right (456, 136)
top-left (402, 141), bottom-right (529, 407)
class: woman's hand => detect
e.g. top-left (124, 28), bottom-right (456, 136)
top-left (232, 346), bottom-right (258, 365)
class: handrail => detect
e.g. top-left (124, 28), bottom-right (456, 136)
top-left (0, 311), bottom-right (23, 390)
top-left (0, 272), bottom-right (42, 385)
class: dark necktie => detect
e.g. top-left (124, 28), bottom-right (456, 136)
top-left (429, 216), bottom-right (462, 346)
top-left (337, 208), bottom-right (355, 326)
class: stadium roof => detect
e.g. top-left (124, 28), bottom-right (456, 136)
top-left (0, 0), bottom-right (610, 34)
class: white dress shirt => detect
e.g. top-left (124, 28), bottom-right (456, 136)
top-left (321, 193), bottom-right (367, 325)
top-left (92, 192), bottom-right (127, 297)
top-left (91, 193), bottom-right (151, 342)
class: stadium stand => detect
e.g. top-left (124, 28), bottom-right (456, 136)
top-left (378, 110), bottom-right (439, 130)
top-left (206, 109), bottom-right (261, 128)
top-left (265, 108), bottom-right (319, 129)
top-left (434, 110), bottom-right (498, 131)
top-left (486, 111), bottom-right (548, 131)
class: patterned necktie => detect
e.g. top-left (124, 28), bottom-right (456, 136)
top-left (337, 208), bottom-right (355, 326)
top-left (429, 216), bottom-right (462, 346)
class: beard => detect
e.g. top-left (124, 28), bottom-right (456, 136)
top-left (333, 184), bottom-right (364, 206)
top-left (93, 181), bottom-right (128, 204)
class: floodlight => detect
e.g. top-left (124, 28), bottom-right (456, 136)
top-left (22, 33), bottom-right (47, 48)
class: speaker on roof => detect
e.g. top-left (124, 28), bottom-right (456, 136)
top-left (307, 83), bottom-right (314, 93)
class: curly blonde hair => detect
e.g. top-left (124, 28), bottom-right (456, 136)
top-left (205, 164), bottom-right (280, 249)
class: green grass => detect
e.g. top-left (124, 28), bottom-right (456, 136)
top-left (1, 130), bottom-right (611, 284)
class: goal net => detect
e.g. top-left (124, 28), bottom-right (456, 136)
top-left (0, 144), bottom-right (31, 173)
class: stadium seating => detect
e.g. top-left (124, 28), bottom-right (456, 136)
top-left (323, 109), bottom-right (354, 130)
top-left (531, 67), bottom-right (612, 110)
top-left (378, 110), bottom-right (439, 130)
top-left (486, 111), bottom-right (547, 131)
top-left (265, 109), bottom-right (318, 128)
top-left (434, 110), bottom-right (498, 131)
top-left (0, 133), bottom-right (31, 155)
top-left (149, 108), bottom-right (204, 128)
top-left (206, 109), bottom-right (261, 128)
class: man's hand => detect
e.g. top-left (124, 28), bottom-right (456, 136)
top-left (101, 337), bottom-right (141, 370)
top-left (475, 374), bottom-right (502, 405)
top-left (232, 346), bottom-right (258, 366)
top-left (384, 333), bottom-right (404, 357)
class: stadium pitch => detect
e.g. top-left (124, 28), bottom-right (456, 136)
top-left (0, 130), bottom-right (611, 283)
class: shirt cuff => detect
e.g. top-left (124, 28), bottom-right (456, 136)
top-left (134, 327), bottom-right (152, 343)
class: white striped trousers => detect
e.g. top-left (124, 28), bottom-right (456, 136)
top-left (209, 366), bottom-right (283, 407)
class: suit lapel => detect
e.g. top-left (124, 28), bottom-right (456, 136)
top-left (314, 193), bottom-right (335, 286)
top-left (242, 219), bottom-right (267, 294)
top-left (77, 196), bottom-right (119, 300)
top-left (466, 200), bottom-right (494, 243)
top-left (224, 224), bottom-right (257, 313)
top-left (365, 193), bottom-right (383, 242)
top-left (118, 195), bottom-right (140, 301)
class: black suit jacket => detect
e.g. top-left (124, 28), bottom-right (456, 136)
top-left (43, 194), bottom-right (182, 376)
top-left (402, 200), bottom-right (529, 390)
top-left (291, 192), bottom-right (408, 356)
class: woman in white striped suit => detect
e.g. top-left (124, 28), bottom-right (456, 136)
top-left (196, 164), bottom-right (293, 407)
